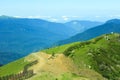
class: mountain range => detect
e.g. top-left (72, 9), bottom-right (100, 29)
top-left (65, 20), bottom-right (103, 33)
top-left (0, 15), bottom-right (120, 80)
top-left (0, 15), bottom-right (102, 65)
top-left (58, 19), bottom-right (120, 45)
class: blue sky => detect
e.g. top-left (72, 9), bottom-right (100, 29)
top-left (0, 0), bottom-right (120, 22)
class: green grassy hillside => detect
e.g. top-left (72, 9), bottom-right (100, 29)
top-left (43, 33), bottom-right (120, 80)
top-left (0, 33), bottom-right (120, 80)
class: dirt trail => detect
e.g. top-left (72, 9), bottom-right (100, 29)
top-left (25, 52), bottom-right (77, 75)
top-left (25, 52), bottom-right (105, 80)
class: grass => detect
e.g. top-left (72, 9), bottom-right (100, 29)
top-left (62, 33), bottom-right (120, 79)
top-left (0, 58), bottom-right (29, 76)
top-left (28, 72), bottom-right (89, 80)
top-left (42, 33), bottom-right (120, 79)
top-left (42, 42), bottom-right (79, 54)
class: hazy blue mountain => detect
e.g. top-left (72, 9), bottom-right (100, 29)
top-left (58, 19), bottom-right (120, 45)
top-left (65, 20), bottom-right (103, 33)
top-left (0, 15), bottom-right (76, 65)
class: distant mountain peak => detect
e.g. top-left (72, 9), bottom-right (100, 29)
top-left (106, 19), bottom-right (120, 24)
top-left (0, 15), bottom-right (14, 19)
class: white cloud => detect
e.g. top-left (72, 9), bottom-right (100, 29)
top-left (49, 18), bottom-right (59, 22)
top-left (27, 16), bottom-right (41, 18)
top-left (27, 16), bottom-right (35, 18)
top-left (14, 16), bottom-right (22, 18)
top-left (39, 16), bottom-right (52, 18)
top-left (62, 16), bottom-right (69, 21)
top-left (109, 15), bottom-right (120, 18)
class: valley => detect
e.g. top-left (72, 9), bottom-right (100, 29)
top-left (0, 16), bottom-right (103, 65)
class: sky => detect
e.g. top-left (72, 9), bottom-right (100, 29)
top-left (0, 0), bottom-right (120, 22)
